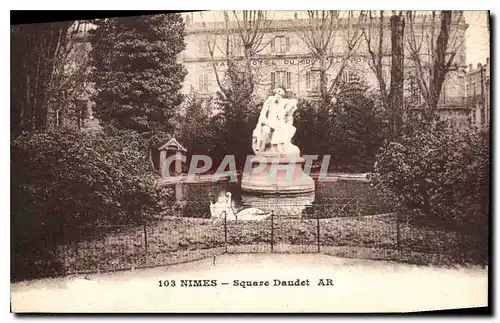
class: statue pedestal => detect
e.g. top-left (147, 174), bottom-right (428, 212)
top-left (241, 154), bottom-right (315, 195)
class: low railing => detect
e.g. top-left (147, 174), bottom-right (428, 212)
top-left (11, 202), bottom-right (488, 282)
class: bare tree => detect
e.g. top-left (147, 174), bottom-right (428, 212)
top-left (197, 11), bottom-right (273, 167)
top-left (199, 10), bottom-right (272, 100)
top-left (362, 11), bottom-right (390, 110)
top-left (405, 10), bottom-right (465, 121)
top-left (11, 21), bottom-right (74, 133)
top-left (361, 11), bottom-right (405, 140)
top-left (296, 10), bottom-right (365, 107)
top-left (47, 21), bottom-right (99, 129)
top-left (389, 11), bottom-right (405, 140)
top-left (11, 20), bottom-right (102, 134)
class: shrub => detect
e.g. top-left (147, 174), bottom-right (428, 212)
top-left (372, 122), bottom-right (490, 234)
top-left (11, 128), bottom-right (172, 250)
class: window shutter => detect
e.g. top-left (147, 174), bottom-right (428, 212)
top-left (306, 71), bottom-right (311, 89)
top-left (199, 74), bottom-right (209, 92)
top-left (271, 72), bottom-right (275, 89)
top-left (286, 37), bottom-right (290, 53)
top-left (199, 40), bottom-right (205, 56)
top-left (287, 72), bottom-right (291, 89)
top-left (271, 38), bottom-right (275, 53)
top-left (343, 71), bottom-right (349, 83)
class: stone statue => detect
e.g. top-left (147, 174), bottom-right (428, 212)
top-left (252, 88), bottom-right (300, 156)
top-left (243, 89), bottom-right (315, 197)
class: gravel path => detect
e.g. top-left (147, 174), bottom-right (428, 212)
top-left (11, 253), bottom-right (487, 313)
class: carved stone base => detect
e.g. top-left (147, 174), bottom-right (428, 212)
top-left (241, 154), bottom-right (315, 195)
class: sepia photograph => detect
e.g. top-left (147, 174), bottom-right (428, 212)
top-left (9, 9), bottom-right (490, 313)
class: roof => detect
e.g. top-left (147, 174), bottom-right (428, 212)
top-left (185, 13), bottom-right (467, 35)
top-left (159, 137), bottom-right (187, 152)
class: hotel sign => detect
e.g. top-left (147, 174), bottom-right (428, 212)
top-left (250, 56), bottom-right (369, 67)
top-left (202, 56), bottom-right (369, 69)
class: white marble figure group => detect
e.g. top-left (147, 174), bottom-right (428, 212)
top-left (252, 88), bottom-right (300, 156)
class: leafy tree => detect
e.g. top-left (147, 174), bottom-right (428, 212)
top-left (331, 76), bottom-right (388, 171)
top-left (174, 89), bottom-right (219, 170)
top-left (89, 14), bottom-right (187, 136)
top-left (211, 62), bottom-right (260, 169)
top-left (295, 77), bottom-right (388, 172)
top-left (294, 99), bottom-right (333, 158)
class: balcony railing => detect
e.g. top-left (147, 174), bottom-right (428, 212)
top-left (466, 94), bottom-right (485, 108)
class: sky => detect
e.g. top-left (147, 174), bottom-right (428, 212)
top-left (463, 11), bottom-right (490, 65)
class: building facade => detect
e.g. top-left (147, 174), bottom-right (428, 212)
top-left (180, 11), bottom-right (470, 125)
top-left (466, 58), bottom-right (490, 128)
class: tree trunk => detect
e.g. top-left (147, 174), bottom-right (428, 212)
top-left (319, 51), bottom-right (329, 110)
top-left (426, 11), bottom-right (452, 121)
top-left (389, 13), bottom-right (405, 141)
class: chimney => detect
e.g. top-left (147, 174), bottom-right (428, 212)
top-left (477, 63), bottom-right (482, 69)
top-left (469, 64), bottom-right (473, 72)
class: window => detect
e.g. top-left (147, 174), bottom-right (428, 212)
top-left (271, 71), bottom-right (291, 90)
top-left (199, 74), bottom-right (209, 92)
top-left (414, 34), bottom-right (422, 47)
top-left (233, 38), bottom-right (243, 56)
top-left (76, 100), bottom-right (88, 129)
top-left (198, 39), bottom-right (208, 56)
top-left (55, 109), bottom-right (61, 127)
top-left (342, 70), bottom-right (350, 82)
top-left (273, 36), bottom-right (290, 55)
top-left (306, 70), bottom-right (320, 92)
top-left (441, 86), bottom-right (447, 104)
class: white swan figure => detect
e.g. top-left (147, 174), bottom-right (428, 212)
top-left (209, 194), bottom-right (228, 219)
top-left (225, 192), bottom-right (271, 221)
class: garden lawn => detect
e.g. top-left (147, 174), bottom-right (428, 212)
top-left (17, 214), bottom-right (481, 281)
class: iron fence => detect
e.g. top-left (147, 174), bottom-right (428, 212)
top-left (11, 201), bottom-right (488, 282)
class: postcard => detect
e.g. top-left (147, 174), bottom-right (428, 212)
top-left (10, 10), bottom-right (490, 313)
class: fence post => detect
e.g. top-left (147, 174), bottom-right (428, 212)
top-left (396, 211), bottom-right (402, 257)
top-left (316, 212), bottom-right (320, 253)
top-left (270, 210), bottom-right (274, 252)
top-left (224, 212), bottom-right (228, 254)
top-left (459, 230), bottom-right (466, 265)
top-left (143, 222), bottom-right (148, 263)
top-left (73, 227), bottom-right (79, 258)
